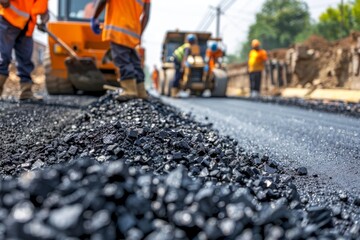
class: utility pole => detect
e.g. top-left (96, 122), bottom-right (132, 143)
top-left (210, 5), bottom-right (222, 38)
top-left (216, 6), bottom-right (221, 38)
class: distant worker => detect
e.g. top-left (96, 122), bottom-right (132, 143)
top-left (248, 39), bottom-right (268, 97)
top-left (0, 0), bottom-right (49, 100)
top-left (91, 0), bottom-right (151, 101)
top-left (151, 65), bottom-right (159, 91)
top-left (171, 34), bottom-right (198, 97)
top-left (205, 42), bottom-right (223, 77)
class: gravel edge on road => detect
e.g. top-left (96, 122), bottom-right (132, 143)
top-left (229, 96), bottom-right (360, 118)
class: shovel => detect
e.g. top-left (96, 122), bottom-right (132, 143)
top-left (38, 24), bottom-right (106, 92)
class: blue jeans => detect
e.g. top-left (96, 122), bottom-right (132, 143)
top-left (110, 42), bottom-right (144, 83)
top-left (0, 16), bottom-right (34, 83)
top-left (173, 57), bottom-right (182, 88)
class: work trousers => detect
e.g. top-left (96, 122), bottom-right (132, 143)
top-left (173, 57), bottom-right (182, 88)
top-left (0, 16), bottom-right (34, 83)
top-left (110, 42), bottom-right (144, 83)
top-left (249, 71), bottom-right (262, 92)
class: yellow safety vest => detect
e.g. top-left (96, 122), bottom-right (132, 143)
top-left (174, 43), bottom-right (190, 62)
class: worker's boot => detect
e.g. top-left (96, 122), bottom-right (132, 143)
top-left (19, 82), bottom-right (43, 101)
top-left (171, 88), bottom-right (180, 98)
top-left (137, 82), bottom-right (148, 100)
top-left (116, 79), bottom-right (138, 101)
top-left (0, 75), bottom-right (7, 98)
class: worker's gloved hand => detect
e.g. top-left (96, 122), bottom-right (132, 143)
top-left (204, 65), bottom-right (209, 72)
top-left (37, 23), bottom-right (47, 33)
top-left (90, 18), bottom-right (101, 35)
top-left (0, 0), bottom-right (10, 8)
top-left (185, 61), bottom-right (191, 68)
top-left (40, 11), bottom-right (50, 24)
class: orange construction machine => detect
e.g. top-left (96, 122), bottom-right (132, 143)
top-left (44, 0), bottom-right (144, 94)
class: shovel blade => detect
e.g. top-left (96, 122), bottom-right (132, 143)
top-left (65, 57), bottom-right (106, 92)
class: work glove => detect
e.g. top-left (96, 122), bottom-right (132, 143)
top-left (204, 65), bottom-right (209, 72)
top-left (185, 61), bottom-right (191, 68)
top-left (37, 23), bottom-right (47, 33)
top-left (90, 18), bottom-right (101, 35)
top-left (0, 0), bottom-right (10, 8)
top-left (40, 11), bottom-right (50, 25)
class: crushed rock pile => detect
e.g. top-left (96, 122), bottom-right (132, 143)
top-left (0, 93), bottom-right (359, 239)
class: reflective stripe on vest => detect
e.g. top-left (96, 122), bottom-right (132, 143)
top-left (2, 4), bottom-right (30, 29)
top-left (174, 43), bottom-right (190, 62)
top-left (135, 0), bottom-right (144, 7)
top-left (10, 4), bottom-right (30, 18)
top-left (104, 25), bottom-right (141, 39)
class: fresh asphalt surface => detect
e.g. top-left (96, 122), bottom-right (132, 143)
top-left (164, 97), bottom-right (360, 192)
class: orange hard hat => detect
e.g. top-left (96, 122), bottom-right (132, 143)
top-left (251, 39), bottom-right (261, 48)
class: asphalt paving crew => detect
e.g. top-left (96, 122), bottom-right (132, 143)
top-left (91, 0), bottom-right (151, 101)
top-left (205, 42), bottom-right (223, 78)
top-left (0, 0), bottom-right (49, 100)
top-left (248, 39), bottom-right (268, 97)
top-left (171, 34), bottom-right (198, 98)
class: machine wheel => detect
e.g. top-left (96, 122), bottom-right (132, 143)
top-left (44, 52), bottom-right (75, 95)
top-left (211, 69), bottom-right (228, 97)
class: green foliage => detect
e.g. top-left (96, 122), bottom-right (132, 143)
top-left (317, 3), bottom-right (354, 41)
top-left (238, 0), bottom-right (311, 62)
top-left (353, 0), bottom-right (360, 29)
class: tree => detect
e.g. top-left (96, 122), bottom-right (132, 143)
top-left (317, 3), bottom-right (354, 41)
top-left (239, 0), bottom-right (311, 60)
top-left (352, 0), bottom-right (360, 30)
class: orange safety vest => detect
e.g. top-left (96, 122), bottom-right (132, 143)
top-left (248, 49), bottom-right (268, 73)
top-left (0, 0), bottom-right (48, 36)
top-left (103, 0), bottom-right (150, 49)
top-left (206, 48), bottom-right (223, 72)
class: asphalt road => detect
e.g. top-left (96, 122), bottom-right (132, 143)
top-left (164, 97), bottom-right (360, 192)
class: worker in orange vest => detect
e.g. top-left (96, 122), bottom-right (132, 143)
top-left (205, 42), bottom-right (223, 77)
top-left (151, 65), bottom-right (159, 91)
top-left (91, 0), bottom-right (151, 101)
top-left (0, 0), bottom-right (49, 100)
top-left (248, 39), bottom-right (268, 97)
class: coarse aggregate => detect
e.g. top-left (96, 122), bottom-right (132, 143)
top-left (0, 93), bottom-right (359, 239)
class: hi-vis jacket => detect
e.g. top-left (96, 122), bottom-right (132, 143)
top-left (0, 0), bottom-right (48, 36)
top-left (173, 43), bottom-right (190, 62)
top-left (103, 0), bottom-right (150, 49)
top-left (248, 49), bottom-right (268, 73)
top-left (206, 48), bottom-right (223, 72)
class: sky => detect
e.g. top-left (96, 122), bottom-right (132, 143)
top-left (35, 0), bottom-right (342, 70)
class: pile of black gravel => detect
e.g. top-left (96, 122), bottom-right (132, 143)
top-left (237, 96), bottom-right (360, 118)
top-left (0, 93), bottom-right (359, 239)
top-left (2, 158), bottom-right (359, 240)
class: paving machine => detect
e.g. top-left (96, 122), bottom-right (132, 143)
top-left (44, 0), bottom-right (145, 94)
top-left (159, 31), bottom-right (228, 97)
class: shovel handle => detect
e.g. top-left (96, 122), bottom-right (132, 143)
top-left (103, 84), bottom-right (121, 91)
top-left (38, 24), bottom-right (79, 59)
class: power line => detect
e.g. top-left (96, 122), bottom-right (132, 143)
top-left (222, 0), bottom-right (236, 12)
top-left (197, 9), bottom-right (212, 30)
top-left (219, 0), bottom-right (232, 10)
top-left (200, 12), bottom-right (216, 31)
